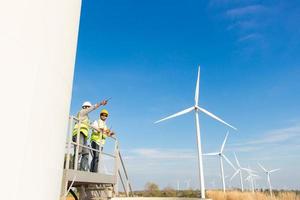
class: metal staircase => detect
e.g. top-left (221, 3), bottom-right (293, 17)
top-left (60, 116), bottom-right (133, 200)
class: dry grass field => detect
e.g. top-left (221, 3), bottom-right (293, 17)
top-left (207, 190), bottom-right (300, 200)
top-left (66, 190), bottom-right (300, 200)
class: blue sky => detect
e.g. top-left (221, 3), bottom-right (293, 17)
top-left (70, 0), bottom-right (300, 190)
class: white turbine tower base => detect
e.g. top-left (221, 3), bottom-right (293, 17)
top-left (155, 66), bottom-right (237, 199)
top-left (258, 163), bottom-right (280, 197)
top-left (0, 1), bottom-right (82, 200)
top-left (203, 131), bottom-right (237, 192)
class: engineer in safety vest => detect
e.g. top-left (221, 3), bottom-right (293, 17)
top-left (90, 109), bottom-right (114, 172)
top-left (72, 100), bottom-right (108, 171)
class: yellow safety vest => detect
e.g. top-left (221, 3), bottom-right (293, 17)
top-left (91, 120), bottom-right (108, 145)
top-left (72, 113), bottom-right (90, 137)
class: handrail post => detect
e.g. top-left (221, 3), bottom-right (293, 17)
top-left (74, 119), bottom-right (81, 170)
top-left (65, 117), bottom-right (73, 170)
top-left (126, 179), bottom-right (130, 197)
top-left (97, 135), bottom-right (103, 173)
top-left (118, 151), bottom-right (133, 196)
top-left (118, 170), bottom-right (127, 196)
top-left (113, 140), bottom-right (119, 197)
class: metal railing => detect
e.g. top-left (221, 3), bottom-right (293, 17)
top-left (64, 115), bottom-right (134, 197)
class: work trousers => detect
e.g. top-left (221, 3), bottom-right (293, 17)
top-left (73, 132), bottom-right (89, 171)
top-left (90, 141), bottom-right (103, 173)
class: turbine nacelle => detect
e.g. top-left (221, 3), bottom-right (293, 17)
top-left (258, 163), bottom-right (280, 174)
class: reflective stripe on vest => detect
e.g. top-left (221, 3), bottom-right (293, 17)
top-left (91, 131), bottom-right (106, 145)
top-left (91, 119), bottom-right (108, 145)
top-left (72, 113), bottom-right (90, 137)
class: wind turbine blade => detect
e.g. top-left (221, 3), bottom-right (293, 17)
top-left (196, 106), bottom-right (237, 130)
top-left (220, 131), bottom-right (229, 153)
top-left (234, 153), bottom-right (241, 168)
top-left (258, 163), bottom-right (267, 172)
top-left (155, 107), bottom-right (194, 123)
top-left (241, 167), bottom-right (255, 173)
top-left (222, 154), bottom-right (236, 171)
top-left (230, 170), bottom-right (239, 181)
top-left (270, 168), bottom-right (280, 173)
top-left (194, 65), bottom-right (200, 106)
top-left (203, 152), bottom-right (219, 156)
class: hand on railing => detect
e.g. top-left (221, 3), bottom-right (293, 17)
top-left (105, 129), bottom-right (115, 136)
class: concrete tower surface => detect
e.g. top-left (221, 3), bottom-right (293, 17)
top-left (0, 0), bottom-right (82, 199)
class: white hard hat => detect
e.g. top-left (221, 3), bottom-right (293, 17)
top-left (82, 101), bottom-right (92, 108)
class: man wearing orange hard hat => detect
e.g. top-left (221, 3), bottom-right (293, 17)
top-left (90, 109), bottom-right (114, 173)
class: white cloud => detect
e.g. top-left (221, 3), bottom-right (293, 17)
top-left (120, 148), bottom-right (200, 189)
top-left (226, 145), bottom-right (263, 152)
top-left (242, 123), bottom-right (300, 145)
top-left (228, 122), bottom-right (300, 153)
top-left (227, 20), bottom-right (258, 31)
top-left (120, 123), bottom-right (300, 190)
top-left (209, 0), bottom-right (256, 7)
top-left (226, 5), bottom-right (266, 18)
top-left (238, 33), bottom-right (261, 42)
top-left (124, 148), bottom-right (196, 160)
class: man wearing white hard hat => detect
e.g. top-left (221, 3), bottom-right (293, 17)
top-left (72, 99), bottom-right (108, 171)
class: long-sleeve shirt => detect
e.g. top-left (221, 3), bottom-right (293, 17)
top-left (77, 104), bottom-right (98, 121)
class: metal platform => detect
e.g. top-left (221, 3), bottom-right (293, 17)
top-left (63, 169), bottom-right (115, 186)
top-left (60, 116), bottom-right (134, 200)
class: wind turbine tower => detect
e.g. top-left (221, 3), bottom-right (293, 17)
top-left (258, 163), bottom-right (280, 197)
top-left (155, 66), bottom-right (237, 199)
top-left (0, 1), bottom-right (82, 200)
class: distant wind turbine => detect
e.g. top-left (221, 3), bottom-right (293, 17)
top-left (203, 131), bottom-right (237, 192)
top-left (258, 163), bottom-right (280, 197)
top-left (230, 153), bottom-right (253, 192)
top-left (253, 175), bottom-right (261, 191)
top-left (245, 166), bottom-right (259, 193)
top-left (185, 179), bottom-right (191, 189)
top-left (155, 66), bottom-right (237, 199)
